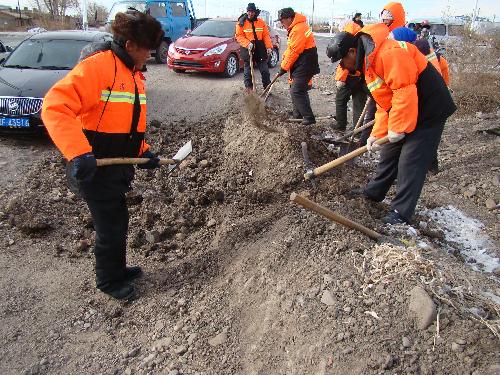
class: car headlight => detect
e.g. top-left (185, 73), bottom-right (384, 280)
top-left (204, 44), bottom-right (227, 56)
top-left (168, 43), bottom-right (176, 54)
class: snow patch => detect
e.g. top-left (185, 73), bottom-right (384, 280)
top-left (423, 205), bottom-right (499, 273)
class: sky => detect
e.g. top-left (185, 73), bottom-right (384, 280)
top-left (4, 0), bottom-right (500, 21)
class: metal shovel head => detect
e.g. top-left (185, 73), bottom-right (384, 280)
top-left (338, 141), bottom-right (357, 163)
top-left (168, 140), bottom-right (192, 173)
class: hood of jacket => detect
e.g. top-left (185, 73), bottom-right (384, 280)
top-left (287, 13), bottom-right (308, 34)
top-left (381, 2), bottom-right (405, 31)
top-left (355, 23), bottom-right (390, 71)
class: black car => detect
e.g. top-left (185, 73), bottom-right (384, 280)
top-left (0, 30), bottom-right (112, 133)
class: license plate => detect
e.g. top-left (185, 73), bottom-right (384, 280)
top-left (0, 117), bottom-right (30, 128)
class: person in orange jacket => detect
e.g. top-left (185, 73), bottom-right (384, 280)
top-left (328, 21), bottom-right (366, 132)
top-left (328, 22), bottom-right (456, 224)
top-left (414, 39), bottom-right (450, 86)
top-left (235, 3), bottom-right (273, 91)
top-left (277, 7), bottom-right (320, 125)
top-left (41, 10), bottom-right (164, 300)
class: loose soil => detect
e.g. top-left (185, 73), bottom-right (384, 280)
top-left (1, 52), bottom-right (499, 375)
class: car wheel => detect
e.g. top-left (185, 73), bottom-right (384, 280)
top-left (268, 48), bottom-right (279, 68)
top-left (155, 41), bottom-right (169, 64)
top-left (223, 54), bottom-right (239, 78)
top-left (173, 68), bottom-right (186, 73)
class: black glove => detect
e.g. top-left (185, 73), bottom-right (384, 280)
top-left (71, 152), bottom-right (97, 182)
top-left (137, 150), bottom-right (160, 169)
top-left (278, 68), bottom-right (287, 77)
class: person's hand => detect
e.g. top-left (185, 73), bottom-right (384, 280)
top-left (247, 42), bottom-right (254, 51)
top-left (388, 130), bottom-right (405, 143)
top-left (366, 136), bottom-right (382, 152)
top-left (266, 48), bottom-right (272, 57)
top-left (278, 68), bottom-right (287, 77)
top-left (137, 150), bottom-right (160, 169)
top-left (335, 80), bottom-right (345, 89)
top-left (71, 152), bottom-right (97, 182)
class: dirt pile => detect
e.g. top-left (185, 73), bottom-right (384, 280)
top-left (1, 106), bottom-right (499, 375)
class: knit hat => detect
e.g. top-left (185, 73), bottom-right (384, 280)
top-left (247, 3), bottom-right (257, 12)
top-left (391, 27), bottom-right (417, 43)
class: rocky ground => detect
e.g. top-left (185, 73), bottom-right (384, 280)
top-left (0, 35), bottom-right (499, 375)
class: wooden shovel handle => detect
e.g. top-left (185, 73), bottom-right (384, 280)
top-left (334, 119), bottom-right (374, 143)
top-left (96, 158), bottom-right (177, 167)
top-left (309, 135), bottom-right (389, 178)
top-left (290, 193), bottom-right (382, 240)
top-left (260, 74), bottom-right (280, 98)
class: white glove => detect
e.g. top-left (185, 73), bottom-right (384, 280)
top-left (336, 80), bottom-right (346, 89)
top-left (267, 48), bottom-right (272, 56)
top-left (388, 130), bottom-right (405, 143)
top-left (367, 136), bottom-right (382, 152)
top-left (247, 42), bottom-right (254, 51)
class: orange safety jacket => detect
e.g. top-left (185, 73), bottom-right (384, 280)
top-left (335, 22), bottom-right (362, 82)
top-left (235, 17), bottom-right (272, 49)
top-left (437, 54), bottom-right (450, 86)
top-left (42, 48), bottom-right (149, 162)
top-left (281, 13), bottom-right (319, 75)
top-left (360, 23), bottom-right (428, 138)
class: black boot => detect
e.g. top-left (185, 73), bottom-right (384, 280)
top-left (99, 281), bottom-right (135, 300)
top-left (125, 266), bottom-right (143, 281)
top-left (382, 210), bottom-right (408, 225)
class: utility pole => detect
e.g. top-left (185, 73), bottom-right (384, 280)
top-left (329, 0), bottom-right (335, 35)
top-left (17, 0), bottom-right (22, 26)
top-left (82, 0), bottom-right (88, 30)
top-left (311, 0), bottom-right (315, 30)
top-left (205, 0), bottom-right (207, 17)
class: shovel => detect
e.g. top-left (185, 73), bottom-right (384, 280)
top-left (288, 115), bottom-right (334, 123)
top-left (304, 136), bottom-right (389, 180)
top-left (96, 141), bottom-right (192, 169)
top-left (249, 50), bottom-right (256, 92)
top-left (260, 73), bottom-right (281, 101)
top-left (340, 97), bottom-right (372, 157)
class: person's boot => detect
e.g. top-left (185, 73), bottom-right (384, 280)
top-left (99, 281), bottom-right (136, 300)
top-left (346, 188), bottom-right (381, 202)
top-left (330, 117), bottom-right (346, 131)
top-left (288, 110), bottom-right (302, 120)
top-left (125, 266), bottom-right (143, 281)
top-left (382, 210), bottom-right (408, 225)
top-left (301, 117), bottom-right (316, 125)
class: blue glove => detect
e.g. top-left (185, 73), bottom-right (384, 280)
top-left (137, 150), bottom-right (160, 169)
top-left (71, 152), bottom-right (97, 182)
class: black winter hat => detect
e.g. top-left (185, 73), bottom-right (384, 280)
top-left (278, 7), bottom-right (295, 20)
top-left (247, 3), bottom-right (257, 11)
top-left (326, 31), bottom-right (357, 62)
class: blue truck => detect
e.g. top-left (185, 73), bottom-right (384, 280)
top-left (105, 0), bottom-right (196, 63)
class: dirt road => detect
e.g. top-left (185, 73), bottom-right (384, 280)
top-left (1, 31), bottom-right (499, 375)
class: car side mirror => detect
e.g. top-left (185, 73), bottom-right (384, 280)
top-left (0, 57), bottom-right (6, 65)
top-left (5, 46), bottom-right (12, 52)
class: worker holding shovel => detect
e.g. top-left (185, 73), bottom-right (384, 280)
top-left (42, 10), bottom-right (165, 300)
top-left (277, 7), bottom-right (320, 125)
top-left (235, 3), bottom-right (273, 93)
top-left (328, 19), bottom-right (456, 225)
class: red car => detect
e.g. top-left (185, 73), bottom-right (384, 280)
top-left (167, 18), bottom-right (280, 78)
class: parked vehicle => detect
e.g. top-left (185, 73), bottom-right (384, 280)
top-left (0, 40), bottom-right (13, 60)
top-left (166, 18), bottom-right (281, 78)
top-left (409, 18), bottom-right (465, 48)
top-left (106, 0), bottom-right (196, 63)
top-left (0, 31), bottom-right (111, 133)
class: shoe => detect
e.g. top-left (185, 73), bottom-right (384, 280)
top-left (301, 117), bottom-right (316, 125)
top-left (99, 281), bottom-right (136, 300)
top-left (382, 210), bottom-right (408, 225)
top-left (125, 266), bottom-right (143, 281)
top-left (287, 111), bottom-right (302, 120)
top-left (330, 122), bottom-right (346, 131)
top-left (346, 188), bottom-right (380, 202)
top-left (428, 167), bottom-right (439, 175)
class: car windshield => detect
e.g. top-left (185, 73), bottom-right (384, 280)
top-left (3, 39), bottom-right (91, 70)
top-left (191, 20), bottom-right (235, 38)
top-left (108, 2), bottom-right (147, 21)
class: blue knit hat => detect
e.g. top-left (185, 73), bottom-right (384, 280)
top-left (391, 27), bottom-right (417, 43)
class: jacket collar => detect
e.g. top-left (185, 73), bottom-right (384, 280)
top-left (111, 40), bottom-right (136, 71)
top-left (287, 13), bottom-right (307, 34)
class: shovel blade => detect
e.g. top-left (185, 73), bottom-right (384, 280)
top-left (168, 141), bottom-right (192, 173)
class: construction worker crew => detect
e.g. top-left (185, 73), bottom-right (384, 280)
top-left (277, 7), bottom-right (320, 125)
top-left (329, 21), bottom-right (366, 132)
top-left (41, 9), bottom-right (164, 300)
top-left (352, 12), bottom-right (364, 28)
top-left (328, 20), bottom-right (456, 225)
top-left (235, 3), bottom-right (273, 91)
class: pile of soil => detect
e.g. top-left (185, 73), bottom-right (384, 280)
top-left (0, 98), bottom-right (499, 374)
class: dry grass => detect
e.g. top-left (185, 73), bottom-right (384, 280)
top-left (353, 244), bottom-right (500, 340)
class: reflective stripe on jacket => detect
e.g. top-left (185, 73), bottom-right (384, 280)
top-left (235, 17), bottom-right (273, 49)
top-left (425, 50), bottom-right (442, 75)
top-left (42, 49), bottom-right (149, 161)
top-left (281, 13), bottom-right (318, 73)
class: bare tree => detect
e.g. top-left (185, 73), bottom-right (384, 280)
top-left (29, 0), bottom-right (79, 20)
top-left (87, 2), bottom-right (108, 25)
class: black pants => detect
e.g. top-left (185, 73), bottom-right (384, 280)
top-left (290, 75), bottom-right (314, 121)
top-left (335, 83), bottom-right (367, 130)
top-left (85, 195), bottom-right (129, 289)
top-left (244, 60), bottom-right (271, 89)
top-left (364, 120), bottom-right (445, 221)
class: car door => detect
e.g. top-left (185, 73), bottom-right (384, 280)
top-left (168, 1), bottom-right (191, 42)
top-left (147, 2), bottom-right (170, 38)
